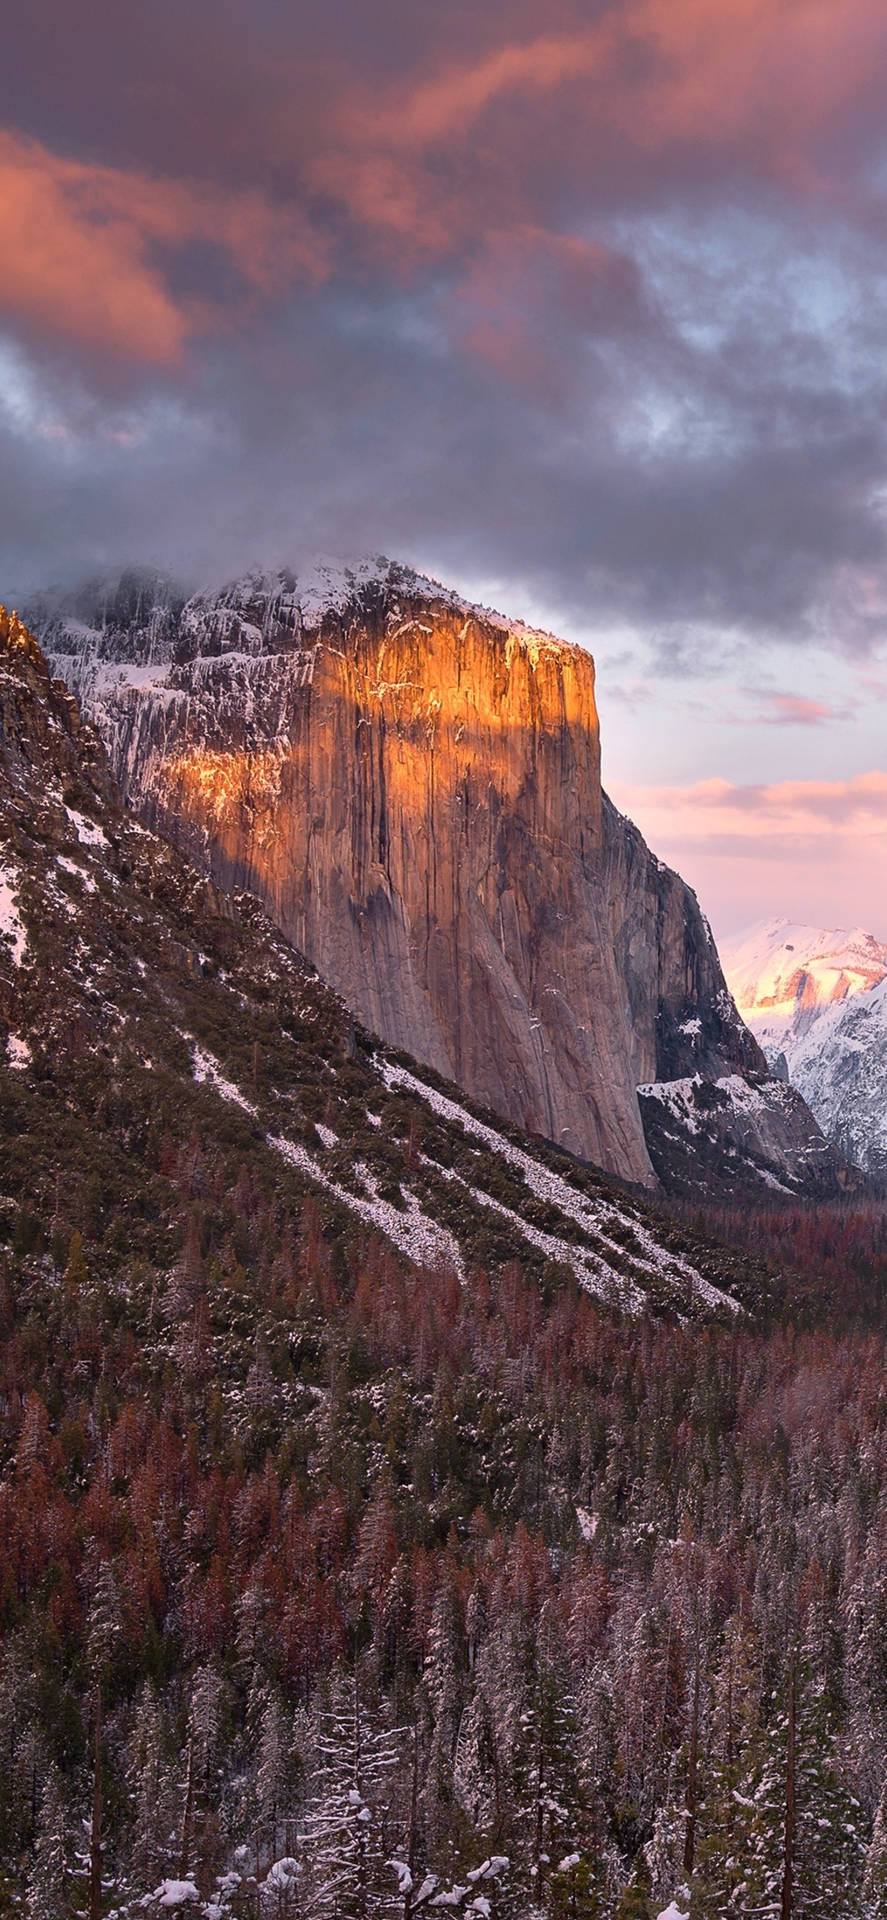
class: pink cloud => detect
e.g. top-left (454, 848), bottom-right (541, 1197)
top-left (610, 767), bottom-right (887, 936)
top-left (308, 0), bottom-right (887, 259)
top-left (5, 1), bottom-right (887, 361)
top-left (615, 768), bottom-right (887, 832)
top-left (0, 132), bottom-right (326, 365)
top-left (759, 693), bottom-right (840, 726)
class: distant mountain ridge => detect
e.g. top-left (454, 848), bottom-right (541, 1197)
top-left (723, 917), bottom-right (887, 1047)
top-left (722, 918), bottom-right (887, 1179)
top-left (31, 563), bottom-right (856, 1201)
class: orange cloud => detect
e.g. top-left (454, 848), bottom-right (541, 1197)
top-left (760, 694), bottom-right (839, 725)
top-left (0, 131), bottom-right (325, 364)
top-left (4, 2), bottom-right (886, 361)
top-left (310, 0), bottom-right (887, 253)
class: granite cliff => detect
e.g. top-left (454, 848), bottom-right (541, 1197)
top-left (35, 562), bottom-right (851, 1196)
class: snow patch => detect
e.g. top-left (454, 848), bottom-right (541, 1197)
top-left (64, 806), bottom-right (107, 848)
top-left (190, 1046), bottom-right (258, 1118)
top-left (151, 1881), bottom-right (200, 1908)
top-left (270, 1134), bottom-right (464, 1278)
top-left (0, 864), bottom-right (27, 967)
top-left (56, 854), bottom-right (96, 892)
top-left (382, 1060), bottom-right (739, 1317)
top-left (5, 1033), bottom-right (31, 1070)
top-left (576, 1507), bottom-right (599, 1542)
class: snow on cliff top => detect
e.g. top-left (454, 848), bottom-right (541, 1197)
top-left (189, 557), bottom-right (574, 652)
top-left (40, 557), bottom-right (577, 667)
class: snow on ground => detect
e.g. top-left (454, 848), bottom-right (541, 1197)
top-left (271, 1135), bottom-right (464, 1279)
top-left (0, 863), bottom-right (27, 967)
top-left (190, 1046), bottom-right (258, 1118)
top-left (56, 854), bottom-right (96, 892)
top-left (64, 806), bottom-right (108, 849)
top-left (638, 1071), bottom-right (783, 1119)
top-left (638, 1074), bottom-right (797, 1193)
top-left (185, 1042), bottom-right (737, 1309)
top-left (425, 1155), bottom-right (647, 1315)
top-left (383, 1060), bottom-right (739, 1316)
top-left (5, 1034), bottom-right (30, 1069)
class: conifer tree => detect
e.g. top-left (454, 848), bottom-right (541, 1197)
top-left (26, 1764), bottom-right (69, 1920)
top-left (300, 1673), bottom-right (406, 1918)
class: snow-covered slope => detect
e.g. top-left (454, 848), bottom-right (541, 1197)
top-left (722, 919), bottom-right (887, 1178)
top-left (767, 976), bottom-right (887, 1181)
top-left (723, 918), bottom-right (887, 1052)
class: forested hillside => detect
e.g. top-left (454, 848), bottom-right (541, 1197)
top-left (3, 610), bottom-right (887, 1919)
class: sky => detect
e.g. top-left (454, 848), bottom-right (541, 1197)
top-left (2, 0), bottom-right (887, 939)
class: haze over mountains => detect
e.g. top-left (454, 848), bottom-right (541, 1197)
top-left (32, 560), bottom-right (853, 1203)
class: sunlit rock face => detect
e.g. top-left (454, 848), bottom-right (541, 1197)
top-left (36, 560), bottom-right (817, 1191)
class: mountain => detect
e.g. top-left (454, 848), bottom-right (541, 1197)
top-left (722, 918), bottom-right (887, 1179)
top-left (723, 917), bottom-right (887, 1052)
top-left (32, 561), bottom-right (853, 1203)
top-left (0, 601), bottom-right (760, 1327)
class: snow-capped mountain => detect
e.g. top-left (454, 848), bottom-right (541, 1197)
top-left (722, 918), bottom-right (887, 1179)
top-left (724, 918), bottom-right (887, 1050)
top-left (781, 977), bottom-right (887, 1180)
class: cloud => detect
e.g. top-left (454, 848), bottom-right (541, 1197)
top-left (615, 769), bottom-right (887, 836)
top-left (3, 0), bottom-right (887, 669)
top-left (0, 131), bottom-right (324, 365)
top-left (758, 693), bottom-right (843, 725)
top-left (610, 769), bottom-right (887, 937)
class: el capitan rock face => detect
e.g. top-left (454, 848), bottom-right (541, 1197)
top-left (35, 562), bottom-right (849, 1194)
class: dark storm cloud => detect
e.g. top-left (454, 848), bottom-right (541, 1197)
top-left (3, 0), bottom-right (887, 659)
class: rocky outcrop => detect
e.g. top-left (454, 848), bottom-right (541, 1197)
top-left (0, 604), bottom-right (755, 1323)
top-left (0, 605), bottom-right (113, 802)
top-left (35, 562), bottom-right (853, 1195)
top-left (602, 797), bottom-right (765, 1088)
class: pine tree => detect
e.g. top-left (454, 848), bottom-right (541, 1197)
top-left (255, 1690), bottom-right (295, 1872)
top-left (85, 1557), bottom-right (122, 1920)
top-left (300, 1674), bottom-right (406, 1918)
top-left (733, 1655), bottom-right (867, 1920)
top-left (124, 1681), bottom-right (179, 1889)
top-left (26, 1764), bottom-right (69, 1920)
